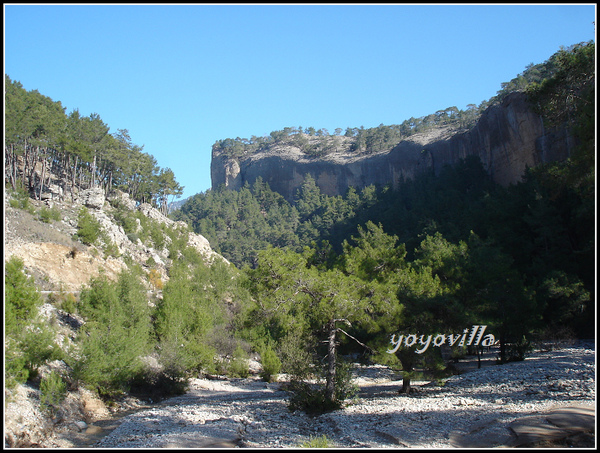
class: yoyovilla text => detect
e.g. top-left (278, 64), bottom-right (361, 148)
top-left (386, 325), bottom-right (497, 355)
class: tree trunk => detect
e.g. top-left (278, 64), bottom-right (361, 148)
top-left (71, 155), bottom-right (78, 202)
top-left (91, 153), bottom-right (97, 188)
top-left (397, 349), bottom-right (414, 394)
top-left (38, 151), bottom-right (47, 201)
top-left (325, 319), bottom-right (337, 403)
top-left (401, 373), bottom-right (412, 394)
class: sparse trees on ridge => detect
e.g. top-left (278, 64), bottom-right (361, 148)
top-left (4, 75), bottom-right (183, 208)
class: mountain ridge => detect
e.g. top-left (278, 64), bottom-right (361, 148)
top-left (211, 91), bottom-right (574, 201)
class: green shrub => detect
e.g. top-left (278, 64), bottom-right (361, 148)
top-left (5, 256), bottom-right (41, 328)
top-left (5, 257), bottom-right (62, 387)
top-left (112, 207), bottom-right (138, 234)
top-left (287, 361), bottom-right (357, 415)
top-left (20, 325), bottom-right (63, 377)
top-left (127, 232), bottom-right (140, 243)
top-left (71, 270), bottom-right (151, 398)
top-left (227, 345), bottom-right (249, 378)
top-left (38, 206), bottom-right (61, 223)
top-left (102, 239), bottom-right (120, 259)
top-left (501, 336), bottom-right (533, 363)
top-left (287, 381), bottom-right (340, 414)
top-left (5, 340), bottom-right (29, 388)
top-left (8, 184), bottom-right (34, 213)
top-left (61, 293), bottom-right (78, 314)
top-left (75, 207), bottom-right (102, 245)
top-left (40, 371), bottom-right (67, 413)
top-left (299, 435), bottom-right (332, 448)
top-left (149, 223), bottom-right (166, 250)
top-left (259, 344), bottom-right (281, 383)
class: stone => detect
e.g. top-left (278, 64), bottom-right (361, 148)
top-left (73, 421), bottom-right (88, 432)
top-left (545, 405), bottom-right (596, 431)
top-left (107, 189), bottom-right (137, 211)
top-left (79, 187), bottom-right (105, 210)
top-left (509, 417), bottom-right (571, 446)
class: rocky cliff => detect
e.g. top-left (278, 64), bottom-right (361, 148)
top-left (211, 92), bottom-right (574, 200)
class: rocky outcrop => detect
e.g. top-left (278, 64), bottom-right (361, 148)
top-left (211, 92), bottom-right (575, 200)
top-left (77, 187), bottom-right (106, 210)
top-left (4, 186), bottom-right (227, 292)
top-left (135, 202), bottom-right (224, 265)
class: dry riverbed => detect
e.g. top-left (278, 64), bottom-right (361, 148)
top-left (49, 343), bottom-right (595, 449)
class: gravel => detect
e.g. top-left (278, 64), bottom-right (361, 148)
top-left (96, 343), bottom-right (595, 448)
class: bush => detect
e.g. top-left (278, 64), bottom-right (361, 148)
top-left (112, 207), bottom-right (138, 235)
top-left (148, 268), bottom-right (163, 290)
top-left (129, 353), bottom-right (190, 400)
top-left (259, 344), bottom-right (281, 383)
top-left (61, 293), bottom-right (78, 314)
top-left (227, 345), bottom-right (249, 378)
top-left (8, 184), bottom-right (34, 213)
top-left (38, 206), bottom-right (62, 223)
top-left (102, 239), bottom-right (120, 259)
top-left (149, 223), bottom-right (166, 250)
top-left (278, 333), bottom-right (314, 381)
top-left (40, 371), bottom-right (67, 413)
top-left (501, 336), bottom-right (533, 363)
top-left (75, 207), bottom-right (102, 245)
top-left (71, 270), bottom-right (151, 398)
top-left (287, 360), bottom-right (357, 415)
top-left (5, 340), bottom-right (29, 388)
top-left (5, 257), bottom-right (63, 388)
top-left (299, 435), bottom-right (332, 448)
top-left (127, 232), bottom-right (140, 243)
top-left (20, 325), bottom-right (63, 379)
top-left (5, 257), bottom-right (41, 327)
top-left (287, 381), bottom-right (340, 414)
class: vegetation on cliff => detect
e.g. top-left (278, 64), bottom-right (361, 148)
top-left (211, 43), bottom-right (586, 160)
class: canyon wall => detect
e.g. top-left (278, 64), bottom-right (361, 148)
top-left (211, 92), bottom-right (574, 200)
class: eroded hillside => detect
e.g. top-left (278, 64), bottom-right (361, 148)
top-left (4, 185), bottom-right (227, 448)
top-left (4, 187), bottom-right (225, 291)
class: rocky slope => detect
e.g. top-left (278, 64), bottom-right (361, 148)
top-left (212, 92), bottom-right (574, 200)
top-left (4, 185), bottom-right (226, 448)
top-left (4, 187), bottom-right (225, 291)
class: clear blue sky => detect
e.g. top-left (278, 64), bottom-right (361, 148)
top-left (4, 4), bottom-right (596, 200)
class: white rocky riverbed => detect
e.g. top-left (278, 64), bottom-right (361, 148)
top-left (94, 343), bottom-right (595, 448)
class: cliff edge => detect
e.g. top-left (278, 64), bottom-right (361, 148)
top-left (211, 92), bottom-right (574, 200)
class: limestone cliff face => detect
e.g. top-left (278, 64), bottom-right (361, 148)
top-left (211, 92), bottom-right (573, 200)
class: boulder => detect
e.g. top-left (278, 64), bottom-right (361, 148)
top-left (107, 189), bottom-right (137, 211)
top-left (79, 187), bottom-right (105, 210)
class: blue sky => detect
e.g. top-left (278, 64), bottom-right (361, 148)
top-left (4, 4), bottom-right (596, 200)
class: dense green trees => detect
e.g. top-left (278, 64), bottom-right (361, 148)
top-left (5, 257), bottom-right (61, 388)
top-left (245, 240), bottom-right (399, 409)
top-left (181, 135), bottom-right (594, 343)
top-left (4, 75), bottom-right (183, 208)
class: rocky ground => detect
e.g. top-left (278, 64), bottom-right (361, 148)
top-left (45, 343), bottom-right (594, 449)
